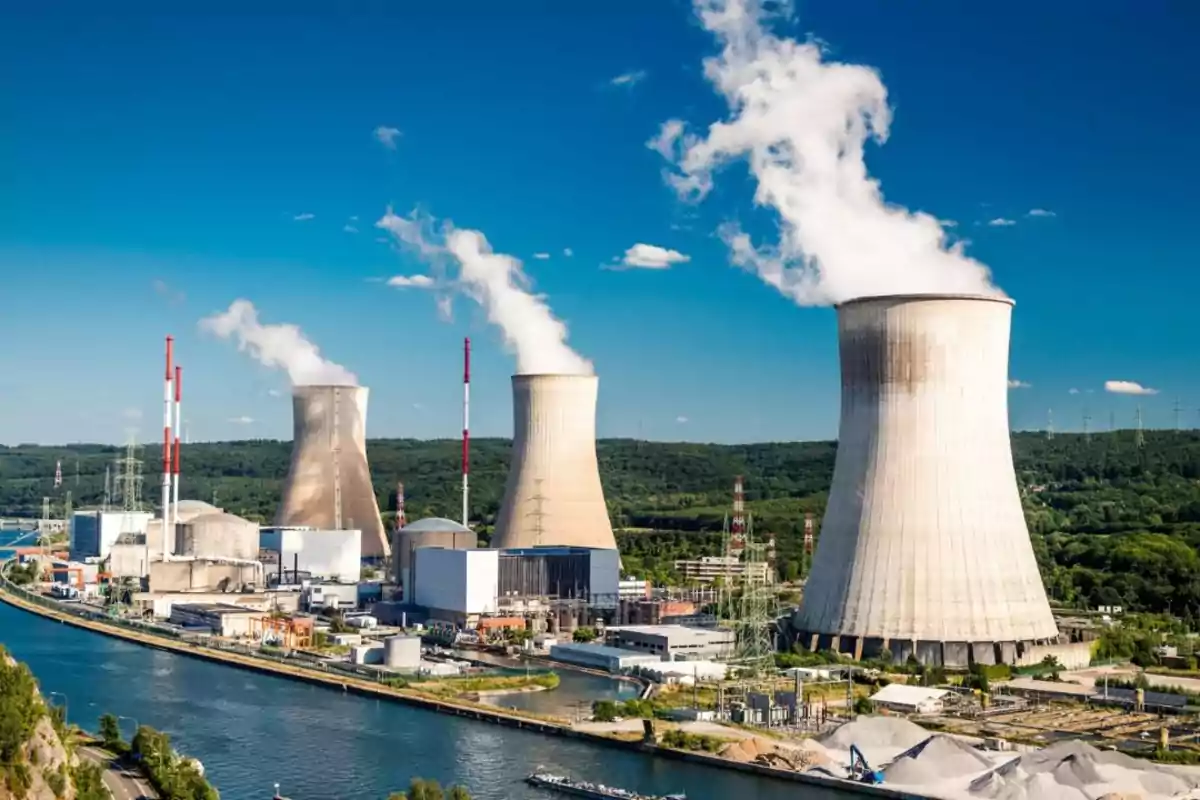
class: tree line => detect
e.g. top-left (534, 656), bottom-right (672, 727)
top-left (4, 431), bottom-right (1200, 617)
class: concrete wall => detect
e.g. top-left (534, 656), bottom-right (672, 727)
top-left (108, 543), bottom-right (151, 579)
top-left (1015, 640), bottom-right (1094, 671)
top-left (176, 512), bottom-right (259, 561)
top-left (149, 559), bottom-right (262, 593)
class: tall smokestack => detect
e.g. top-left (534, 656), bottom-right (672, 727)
top-left (490, 374), bottom-right (616, 551)
top-left (277, 385), bottom-right (390, 559)
top-left (795, 294), bottom-right (1057, 667)
top-left (161, 335), bottom-right (174, 561)
top-left (172, 365), bottom-right (182, 535)
top-left (462, 337), bottom-right (470, 527)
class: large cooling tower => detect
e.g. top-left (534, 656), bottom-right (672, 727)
top-left (490, 374), bottom-right (617, 551)
top-left (796, 294), bottom-right (1057, 667)
top-left (276, 385), bottom-right (389, 559)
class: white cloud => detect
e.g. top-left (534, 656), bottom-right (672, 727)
top-left (267, 389), bottom-right (282, 398)
top-left (387, 274), bottom-right (435, 289)
top-left (676, 415), bottom-right (689, 424)
top-left (228, 416), bottom-right (254, 425)
top-left (292, 213), bottom-right (314, 222)
top-left (435, 295), bottom-right (453, 321)
top-left (1008, 379), bottom-right (1031, 389)
top-left (646, 119), bottom-right (686, 161)
top-left (1068, 388), bottom-right (1080, 395)
top-left (610, 70), bottom-right (647, 87)
top-left (1027, 208), bottom-right (1056, 218)
top-left (349, 215), bottom-right (359, 222)
top-left (987, 218), bottom-right (1017, 227)
top-left (152, 279), bottom-right (186, 305)
top-left (619, 243), bottom-right (691, 270)
top-left (373, 125), bottom-right (402, 150)
top-left (940, 219), bottom-right (958, 228)
top-left (343, 224), bottom-right (359, 234)
top-left (532, 252), bottom-right (551, 260)
top-left (376, 207), bottom-right (442, 257)
top-left (1105, 380), bottom-right (1159, 396)
top-left (563, 248), bottom-right (574, 257)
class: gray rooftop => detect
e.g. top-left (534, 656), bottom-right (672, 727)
top-left (400, 517), bottom-right (472, 534)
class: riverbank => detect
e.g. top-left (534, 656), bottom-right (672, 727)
top-left (0, 582), bottom-right (921, 799)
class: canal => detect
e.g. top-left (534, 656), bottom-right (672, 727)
top-left (0, 539), bottom-right (859, 799)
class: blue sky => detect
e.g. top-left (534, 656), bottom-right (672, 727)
top-left (2, 0), bottom-right (1197, 446)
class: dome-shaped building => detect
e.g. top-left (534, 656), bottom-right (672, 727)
top-left (392, 517), bottom-right (476, 602)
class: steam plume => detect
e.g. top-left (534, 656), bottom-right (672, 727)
top-left (200, 299), bottom-right (357, 386)
top-left (653, 0), bottom-right (1000, 305)
top-left (376, 209), bottom-right (592, 375)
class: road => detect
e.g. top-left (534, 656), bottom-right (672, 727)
top-left (78, 746), bottom-right (158, 800)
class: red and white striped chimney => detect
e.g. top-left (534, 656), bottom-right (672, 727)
top-left (161, 336), bottom-right (174, 561)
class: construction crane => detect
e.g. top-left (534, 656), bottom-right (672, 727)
top-left (849, 744), bottom-right (884, 785)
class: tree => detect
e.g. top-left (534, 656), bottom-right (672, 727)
top-left (98, 713), bottom-right (123, 749)
top-left (572, 627), bottom-right (597, 643)
top-left (389, 778), bottom-right (471, 800)
top-left (591, 700), bottom-right (618, 722)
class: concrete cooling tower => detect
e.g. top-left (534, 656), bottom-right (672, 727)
top-left (276, 385), bottom-right (390, 559)
top-left (490, 374), bottom-right (617, 551)
top-left (795, 294), bottom-right (1058, 667)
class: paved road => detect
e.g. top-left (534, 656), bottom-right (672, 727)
top-left (78, 746), bottom-right (158, 800)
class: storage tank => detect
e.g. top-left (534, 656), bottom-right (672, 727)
top-left (276, 385), bottom-right (389, 559)
top-left (384, 635), bottom-right (422, 670)
top-left (795, 294), bottom-right (1058, 667)
top-left (490, 374), bottom-right (616, 550)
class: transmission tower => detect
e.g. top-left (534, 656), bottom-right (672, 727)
top-left (41, 497), bottom-right (50, 521)
top-left (63, 491), bottom-right (72, 525)
top-left (732, 513), bottom-right (776, 680)
top-left (1135, 405), bottom-right (1146, 449)
top-left (1083, 409), bottom-right (1092, 443)
top-left (1046, 409), bottom-right (1055, 440)
top-left (103, 465), bottom-right (112, 512)
top-left (527, 478), bottom-right (547, 547)
top-left (114, 434), bottom-right (144, 513)
top-left (1174, 397), bottom-right (1183, 432)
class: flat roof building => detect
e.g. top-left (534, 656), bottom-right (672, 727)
top-left (548, 642), bottom-right (662, 674)
top-left (869, 684), bottom-right (951, 715)
top-left (672, 556), bottom-right (769, 586)
top-left (605, 624), bottom-right (735, 662)
top-left (168, 603), bottom-right (262, 638)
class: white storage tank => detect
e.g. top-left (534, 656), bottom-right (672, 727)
top-left (384, 635), bottom-right (422, 670)
top-left (350, 643), bottom-right (384, 665)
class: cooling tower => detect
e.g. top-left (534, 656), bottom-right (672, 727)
top-left (796, 294), bottom-right (1058, 667)
top-left (490, 374), bottom-right (617, 551)
top-left (276, 385), bottom-right (389, 559)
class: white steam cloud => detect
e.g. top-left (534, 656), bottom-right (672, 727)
top-left (199, 299), bottom-right (357, 386)
top-left (652, 0), bottom-right (1000, 305)
top-left (376, 209), bottom-right (592, 376)
top-left (1105, 380), bottom-right (1158, 396)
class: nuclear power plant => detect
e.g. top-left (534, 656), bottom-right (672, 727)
top-left (489, 374), bottom-right (617, 551)
top-left (276, 385), bottom-right (390, 559)
top-left (794, 294), bottom-right (1058, 667)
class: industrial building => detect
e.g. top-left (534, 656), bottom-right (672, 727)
top-left (174, 510), bottom-right (259, 561)
top-left (276, 385), bottom-right (389, 559)
top-left (672, 556), bottom-right (770, 585)
top-left (795, 294), bottom-right (1059, 667)
top-left (869, 685), bottom-right (951, 715)
top-left (548, 642), bottom-right (662, 673)
top-left (392, 517), bottom-right (476, 601)
top-left (605, 625), bottom-right (735, 661)
top-left (489, 374), bottom-right (617, 551)
top-left (260, 526), bottom-right (362, 583)
top-left (412, 548), bottom-right (499, 626)
top-left (168, 603), bottom-right (263, 638)
top-left (69, 509), bottom-right (153, 562)
top-left (497, 546), bottom-right (619, 611)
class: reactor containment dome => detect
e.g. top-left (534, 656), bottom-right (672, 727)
top-left (795, 294), bottom-right (1058, 667)
top-left (490, 374), bottom-right (617, 551)
top-left (276, 385), bottom-right (390, 559)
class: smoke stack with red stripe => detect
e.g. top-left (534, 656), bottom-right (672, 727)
top-left (172, 365), bottom-right (182, 535)
top-left (462, 337), bottom-right (470, 527)
top-left (161, 336), bottom-right (174, 561)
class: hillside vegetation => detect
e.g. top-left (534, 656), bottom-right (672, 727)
top-left (4, 431), bottom-right (1200, 617)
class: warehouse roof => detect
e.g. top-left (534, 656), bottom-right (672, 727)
top-left (550, 642), bottom-right (650, 659)
top-left (400, 517), bottom-right (472, 534)
top-left (607, 624), bottom-right (734, 644)
top-left (869, 684), bottom-right (950, 707)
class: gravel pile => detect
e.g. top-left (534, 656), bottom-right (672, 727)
top-left (885, 734), bottom-right (995, 785)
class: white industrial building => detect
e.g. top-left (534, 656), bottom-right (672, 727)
top-left (412, 548), bottom-right (499, 625)
top-left (869, 684), bottom-right (951, 715)
top-left (392, 517), bottom-right (476, 601)
top-left (490, 374), bottom-right (617, 551)
top-left (548, 642), bottom-right (662, 673)
top-left (605, 625), bottom-right (735, 661)
top-left (168, 603), bottom-right (262, 638)
top-left (260, 526), bottom-right (362, 583)
top-left (638, 660), bottom-right (728, 683)
top-left (795, 294), bottom-right (1059, 667)
top-left (70, 510), bottom-right (153, 562)
top-left (276, 385), bottom-right (389, 559)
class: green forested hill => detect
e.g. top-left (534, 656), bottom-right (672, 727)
top-left (4, 431), bottom-right (1200, 617)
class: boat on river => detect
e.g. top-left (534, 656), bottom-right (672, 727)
top-left (525, 772), bottom-right (686, 800)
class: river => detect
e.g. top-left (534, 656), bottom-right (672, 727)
top-left (0, 542), bottom-right (858, 800)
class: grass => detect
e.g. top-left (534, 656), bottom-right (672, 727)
top-left (418, 672), bottom-right (561, 698)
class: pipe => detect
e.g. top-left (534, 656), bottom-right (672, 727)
top-left (462, 336), bottom-right (470, 527)
top-left (161, 336), bottom-right (174, 562)
top-left (172, 365), bottom-right (182, 545)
